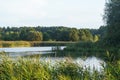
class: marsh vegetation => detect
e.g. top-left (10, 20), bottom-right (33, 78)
top-left (0, 55), bottom-right (119, 80)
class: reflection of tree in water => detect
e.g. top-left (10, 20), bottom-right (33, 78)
top-left (52, 46), bottom-right (62, 57)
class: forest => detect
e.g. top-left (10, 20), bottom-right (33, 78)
top-left (0, 26), bottom-right (106, 42)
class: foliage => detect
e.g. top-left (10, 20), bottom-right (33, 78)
top-left (69, 28), bottom-right (79, 41)
top-left (0, 55), bottom-right (119, 80)
top-left (0, 26), bottom-right (97, 41)
top-left (90, 26), bottom-right (107, 41)
top-left (104, 0), bottom-right (120, 47)
top-left (93, 35), bottom-right (99, 42)
top-left (26, 31), bottom-right (43, 41)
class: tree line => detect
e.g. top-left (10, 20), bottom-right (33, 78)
top-left (0, 26), bottom-right (105, 42)
top-left (0, 0), bottom-right (119, 47)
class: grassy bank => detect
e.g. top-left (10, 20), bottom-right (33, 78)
top-left (0, 55), bottom-right (119, 80)
top-left (0, 41), bottom-right (75, 47)
top-left (29, 41), bottom-right (75, 46)
top-left (0, 41), bottom-right (31, 47)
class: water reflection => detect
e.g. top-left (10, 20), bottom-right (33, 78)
top-left (0, 47), bottom-right (52, 52)
top-left (0, 46), bottom-right (65, 57)
top-left (0, 46), bottom-right (105, 72)
top-left (82, 57), bottom-right (105, 72)
top-left (40, 57), bottom-right (105, 72)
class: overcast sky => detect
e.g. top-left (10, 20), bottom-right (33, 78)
top-left (0, 0), bottom-right (106, 29)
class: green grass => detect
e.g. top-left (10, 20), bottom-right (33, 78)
top-left (0, 55), bottom-right (119, 80)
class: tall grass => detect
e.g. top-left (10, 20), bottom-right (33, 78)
top-left (0, 55), bottom-right (119, 80)
top-left (0, 41), bottom-right (31, 47)
top-left (30, 41), bottom-right (75, 46)
top-left (0, 41), bottom-right (73, 47)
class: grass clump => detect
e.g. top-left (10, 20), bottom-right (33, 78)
top-left (0, 55), bottom-right (119, 80)
top-left (0, 56), bottom-right (51, 80)
top-left (0, 41), bottom-right (31, 47)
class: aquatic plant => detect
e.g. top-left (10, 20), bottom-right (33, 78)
top-left (0, 55), bottom-right (119, 80)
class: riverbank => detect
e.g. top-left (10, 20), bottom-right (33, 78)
top-left (0, 41), bottom-right (75, 47)
top-left (0, 41), bottom-right (119, 61)
top-left (0, 41), bottom-right (31, 47)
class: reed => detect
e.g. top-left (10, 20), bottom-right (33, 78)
top-left (0, 41), bottom-right (31, 47)
top-left (0, 41), bottom-right (73, 47)
top-left (0, 55), bottom-right (119, 80)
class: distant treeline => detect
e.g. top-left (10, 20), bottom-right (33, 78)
top-left (0, 26), bottom-right (106, 41)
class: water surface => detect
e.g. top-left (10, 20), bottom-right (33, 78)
top-left (0, 46), bottom-right (65, 57)
top-left (0, 46), bottom-right (105, 72)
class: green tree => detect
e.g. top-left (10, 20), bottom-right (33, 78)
top-left (2, 31), bottom-right (19, 41)
top-left (78, 29), bottom-right (93, 41)
top-left (3, 32), bottom-right (10, 41)
top-left (104, 0), bottom-right (120, 46)
top-left (93, 35), bottom-right (99, 42)
top-left (11, 32), bottom-right (20, 40)
top-left (43, 32), bottom-right (51, 41)
top-left (19, 28), bottom-right (28, 40)
top-left (69, 28), bottom-right (79, 41)
top-left (26, 31), bottom-right (43, 41)
top-left (78, 29), bottom-right (86, 41)
top-left (84, 29), bottom-right (93, 41)
top-left (0, 34), bottom-right (2, 40)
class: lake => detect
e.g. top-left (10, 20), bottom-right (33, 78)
top-left (0, 46), bottom-right (65, 57)
top-left (0, 46), bottom-right (105, 72)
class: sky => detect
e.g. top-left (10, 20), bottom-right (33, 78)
top-left (0, 0), bottom-right (106, 29)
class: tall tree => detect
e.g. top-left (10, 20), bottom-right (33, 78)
top-left (26, 31), bottom-right (43, 41)
top-left (0, 34), bottom-right (1, 40)
top-left (69, 28), bottom-right (79, 41)
top-left (104, 0), bottom-right (120, 46)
